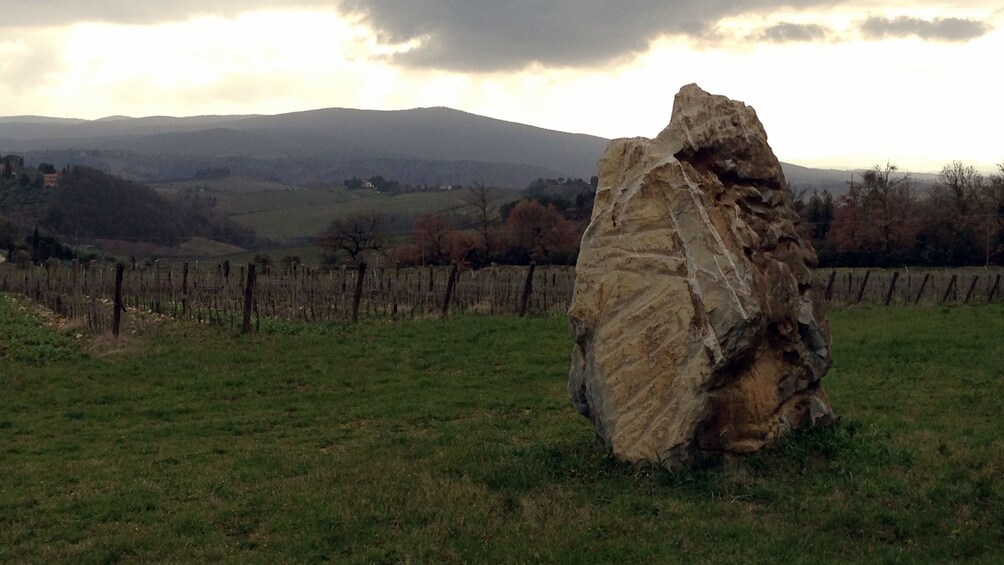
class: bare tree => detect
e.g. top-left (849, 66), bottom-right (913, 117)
top-left (981, 162), bottom-right (1004, 265)
top-left (0, 217), bottom-right (19, 260)
top-left (318, 211), bottom-right (386, 264)
top-left (457, 183), bottom-right (500, 261)
top-left (933, 160), bottom-right (986, 217)
top-left (831, 162), bottom-right (918, 260)
top-left (411, 214), bottom-right (454, 265)
top-left (861, 162), bottom-right (916, 256)
top-left (914, 161), bottom-right (1001, 265)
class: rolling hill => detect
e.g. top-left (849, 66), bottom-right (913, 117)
top-left (1, 106), bottom-right (945, 257)
top-left (1, 108), bottom-right (608, 187)
top-left (2, 107), bottom-right (922, 191)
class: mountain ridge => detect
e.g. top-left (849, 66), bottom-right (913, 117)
top-left (0, 106), bottom-right (933, 190)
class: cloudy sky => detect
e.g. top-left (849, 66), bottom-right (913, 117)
top-left (1, 1), bottom-right (1001, 172)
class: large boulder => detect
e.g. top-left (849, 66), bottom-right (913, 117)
top-left (568, 84), bottom-right (834, 468)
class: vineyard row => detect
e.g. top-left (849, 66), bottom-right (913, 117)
top-left (1, 262), bottom-right (1000, 335)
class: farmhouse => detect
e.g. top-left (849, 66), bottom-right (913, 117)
top-left (42, 173), bottom-right (60, 188)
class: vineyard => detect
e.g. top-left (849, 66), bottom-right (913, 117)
top-left (0, 261), bottom-right (575, 334)
top-left (1, 261), bottom-right (1001, 335)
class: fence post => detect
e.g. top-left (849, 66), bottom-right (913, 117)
top-left (442, 264), bottom-right (458, 317)
top-left (489, 264), bottom-right (498, 316)
top-left (964, 275), bottom-right (979, 304)
top-left (181, 262), bottom-right (190, 318)
top-left (824, 270), bottom-right (836, 301)
top-left (914, 273), bottom-right (930, 304)
top-left (352, 261), bottom-right (367, 323)
top-left (884, 271), bottom-right (899, 306)
top-left (856, 270), bottom-right (871, 303)
top-left (113, 263), bottom-right (124, 338)
top-left (942, 275), bottom-right (958, 303)
top-left (71, 259), bottom-right (80, 320)
top-left (153, 260), bottom-right (162, 314)
top-left (519, 262), bottom-right (536, 317)
top-left (988, 274), bottom-right (1001, 303)
top-left (242, 263), bottom-right (256, 334)
top-left (88, 262), bottom-right (98, 332)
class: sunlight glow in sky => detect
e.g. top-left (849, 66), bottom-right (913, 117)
top-left (1, 2), bottom-right (1001, 172)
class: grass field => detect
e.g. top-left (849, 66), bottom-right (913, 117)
top-left (154, 177), bottom-right (523, 243)
top-left (200, 185), bottom-right (520, 242)
top-left (2, 297), bottom-right (1002, 562)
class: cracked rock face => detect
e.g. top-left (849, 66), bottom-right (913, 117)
top-left (568, 84), bottom-right (834, 468)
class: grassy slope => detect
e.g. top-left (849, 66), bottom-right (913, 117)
top-left (155, 181), bottom-right (522, 242)
top-left (229, 189), bottom-right (521, 241)
top-left (1, 300), bottom-right (1002, 562)
top-left (177, 237), bottom-right (248, 258)
top-left (192, 185), bottom-right (521, 242)
top-left (156, 178), bottom-right (523, 246)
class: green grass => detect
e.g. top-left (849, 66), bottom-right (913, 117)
top-left (0, 294), bottom-right (81, 364)
top-left (2, 299), bottom-right (1003, 562)
top-left (178, 237), bottom-right (248, 258)
top-left (213, 186), bottom-right (521, 241)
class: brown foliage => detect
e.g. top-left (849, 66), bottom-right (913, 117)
top-left (392, 214), bottom-right (480, 266)
top-left (829, 163), bottom-right (919, 256)
top-left (502, 199), bottom-right (580, 261)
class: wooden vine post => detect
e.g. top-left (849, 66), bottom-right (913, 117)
top-left (913, 273), bottom-right (930, 304)
top-left (352, 261), bottom-right (367, 323)
top-left (942, 274), bottom-right (958, 303)
top-left (824, 270), bottom-right (836, 301)
top-left (112, 263), bottom-right (125, 338)
top-left (855, 270), bottom-right (871, 303)
top-left (242, 263), bottom-right (256, 334)
top-left (884, 271), bottom-right (899, 306)
top-left (442, 264), bottom-right (458, 317)
top-left (519, 262), bottom-right (536, 317)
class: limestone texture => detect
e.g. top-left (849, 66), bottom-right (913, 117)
top-left (568, 84), bottom-right (834, 468)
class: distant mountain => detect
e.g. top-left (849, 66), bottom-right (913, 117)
top-left (0, 107), bottom-right (608, 187)
top-left (0, 106), bottom-right (934, 191)
top-left (783, 162), bottom-right (938, 196)
top-left (0, 116), bottom-right (87, 125)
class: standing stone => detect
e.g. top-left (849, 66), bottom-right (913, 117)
top-left (568, 84), bottom-right (834, 468)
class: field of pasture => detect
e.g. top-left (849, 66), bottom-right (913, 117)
top-left (154, 179), bottom-right (522, 242)
top-left (1, 295), bottom-right (1002, 562)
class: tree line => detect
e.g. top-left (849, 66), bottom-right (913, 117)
top-left (318, 178), bottom-right (595, 267)
top-left (797, 161), bottom-right (1004, 267)
top-left (321, 163), bottom-right (1004, 270)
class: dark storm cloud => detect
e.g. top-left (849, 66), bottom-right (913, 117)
top-left (860, 16), bottom-right (992, 42)
top-left (756, 22), bottom-right (830, 43)
top-left (3, 0), bottom-right (846, 70)
top-left (336, 0), bottom-right (849, 70)
top-left (3, 2), bottom-right (996, 71)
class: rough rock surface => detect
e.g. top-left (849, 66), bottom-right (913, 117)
top-left (568, 84), bottom-right (834, 468)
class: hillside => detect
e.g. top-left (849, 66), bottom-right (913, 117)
top-left (0, 106), bottom-right (952, 256)
top-left (1, 107), bottom-right (609, 187)
top-left (783, 162), bottom-right (938, 195)
top-left (0, 166), bottom-right (256, 254)
top-left (0, 106), bottom-right (926, 192)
